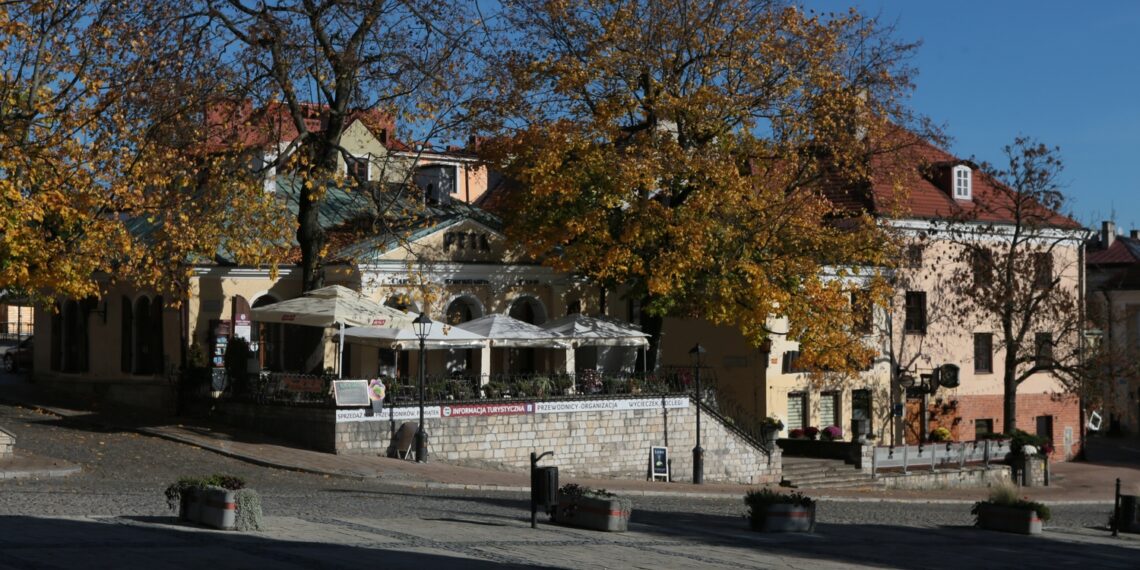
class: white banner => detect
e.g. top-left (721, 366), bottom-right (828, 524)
top-left (335, 406), bottom-right (441, 423)
top-left (535, 397), bottom-right (688, 414)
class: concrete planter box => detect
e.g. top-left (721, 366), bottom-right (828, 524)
top-left (975, 504), bottom-right (1043, 535)
top-left (553, 495), bottom-right (632, 532)
top-left (749, 504), bottom-right (816, 533)
top-left (178, 488), bottom-right (260, 531)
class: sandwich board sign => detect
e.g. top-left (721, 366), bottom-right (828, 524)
top-left (650, 446), bottom-right (669, 481)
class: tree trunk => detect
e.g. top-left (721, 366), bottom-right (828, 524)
top-left (639, 307), bottom-right (664, 373)
top-left (1003, 363), bottom-right (1019, 434)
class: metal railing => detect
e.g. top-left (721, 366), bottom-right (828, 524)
top-left (870, 439), bottom-right (1012, 476)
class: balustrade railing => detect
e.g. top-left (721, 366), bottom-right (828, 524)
top-left (870, 439), bottom-right (1012, 476)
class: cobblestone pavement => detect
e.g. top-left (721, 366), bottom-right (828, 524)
top-left (2, 372), bottom-right (1140, 568)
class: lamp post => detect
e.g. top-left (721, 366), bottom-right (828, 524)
top-left (413, 312), bottom-right (433, 462)
top-left (689, 343), bottom-right (705, 485)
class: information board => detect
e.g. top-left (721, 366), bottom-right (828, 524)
top-left (333, 380), bottom-right (371, 407)
top-left (650, 446), bottom-right (669, 481)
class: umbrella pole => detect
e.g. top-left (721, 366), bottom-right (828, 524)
top-left (338, 322), bottom-right (345, 379)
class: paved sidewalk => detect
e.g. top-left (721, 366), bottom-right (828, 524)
top-left (2, 378), bottom-right (1138, 503)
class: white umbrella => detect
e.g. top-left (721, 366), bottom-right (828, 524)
top-left (342, 323), bottom-right (489, 350)
top-left (459, 313), bottom-right (570, 348)
top-left (250, 285), bottom-right (414, 377)
top-left (539, 313), bottom-right (649, 347)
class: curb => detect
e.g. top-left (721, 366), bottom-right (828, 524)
top-left (0, 464), bottom-right (83, 480)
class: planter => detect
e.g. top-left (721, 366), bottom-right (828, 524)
top-left (177, 487), bottom-right (261, 531)
top-left (749, 504), bottom-right (816, 533)
top-left (553, 495), bottom-right (631, 532)
top-left (1119, 495), bottom-right (1140, 534)
top-left (975, 504), bottom-right (1043, 535)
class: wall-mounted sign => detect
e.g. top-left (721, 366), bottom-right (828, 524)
top-left (279, 374), bottom-right (324, 393)
top-left (442, 402), bottom-right (533, 417)
top-left (333, 380), bottom-right (371, 407)
top-left (534, 397), bottom-right (688, 414)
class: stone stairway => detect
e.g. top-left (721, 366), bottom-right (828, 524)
top-left (780, 456), bottom-right (881, 490)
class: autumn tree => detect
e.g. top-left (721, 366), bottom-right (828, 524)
top-left (191, 0), bottom-right (481, 293)
top-left (476, 0), bottom-right (927, 371)
top-left (932, 138), bottom-right (1087, 434)
top-left (0, 1), bottom-right (289, 303)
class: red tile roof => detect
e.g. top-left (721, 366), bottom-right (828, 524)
top-left (857, 129), bottom-right (1080, 228)
top-left (1088, 238), bottom-right (1140, 265)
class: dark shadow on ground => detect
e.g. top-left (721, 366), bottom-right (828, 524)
top-left (0, 515), bottom-right (540, 569)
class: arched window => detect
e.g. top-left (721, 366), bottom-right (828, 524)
top-left (133, 297), bottom-right (151, 374)
top-left (120, 296), bottom-right (133, 373)
top-left (509, 296), bottom-right (547, 325)
top-left (445, 296), bottom-right (483, 375)
top-left (60, 299), bottom-right (89, 373)
top-left (50, 301), bottom-right (62, 371)
top-left (150, 296), bottom-right (164, 375)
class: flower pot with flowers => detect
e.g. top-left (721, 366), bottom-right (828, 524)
top-left (971, 483), bottom-right (1049, 535)
top-left (788, 428), bottom-right (805, 439)
top-left (759, 417), bottom-right (784, 444)
top-left (744, 488), bottom-right (816, 532)
top-left (553, 484), bottom-right (632, 532)
top-left (803, 426), bottom-right (820, 441)
top-left (820, 425), bottom-right (843, 442)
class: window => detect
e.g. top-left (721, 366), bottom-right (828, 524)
top-left (971, 248), bottom-right (994, 288)
top-left (782, 350), bottom-right (807, 373)
top-left (345, 155), bottom-right (370, 183)
top-left (787, 392), bottom-right (807, 431)
top-left (1035, 332), bottom-right (1053, 369)
top-left (904, 291), bottom-right (926, 334)
top-left (952, 165), bottom-right (972, 199)
top-left (820, 391), bottom-right (840, 429)
top-left (851, 389), bottom-right (872, 421)
top-left (974, 333), bottom-right (993, 374)
top-left (1033, 252), bottom-right (1053, 289)
top-left (905, 244), bottom-right (923, 268)
top-left (851, 290), bottom-right (873, 334)
top-left (1035, 415), bottom-right (1054, 447)
top-left (974, 419), bottom-right (994, 439)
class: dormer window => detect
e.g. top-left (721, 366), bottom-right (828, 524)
top-left (952, 164), bottom-right (972, 200)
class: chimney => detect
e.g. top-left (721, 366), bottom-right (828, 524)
top-left (1103, 221), bottom-right (1116, 248)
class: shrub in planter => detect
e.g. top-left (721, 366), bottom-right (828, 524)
top-left (929, 427), bottom-right (952, 442)
top-left (971, 483), bottom-right (1049, 535)
top-left (553, 483), bottom-right (632, 532)
top-left (165, 474), bottom-right (261, 531)
top-left (821, 425), bottom-right (843, 441)
top-left (744, 488), bottom-right (816, 532)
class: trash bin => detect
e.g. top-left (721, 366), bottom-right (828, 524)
top-left (532, 466), bottom-right (559, 514)
top-left (1121, 495), bottom-right (1140, 534)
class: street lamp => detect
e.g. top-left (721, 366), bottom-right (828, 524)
top-left (413, 312), bottom-right (433, 462)
top-left (689, 343), bottom-right (706, 485)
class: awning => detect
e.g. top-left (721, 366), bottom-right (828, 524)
top-left (540, 314), bottom-right (650, 347)
top-left (343, 323), bottom-right (489, 351)
top-left (458, 314), bottom-right (570, 348)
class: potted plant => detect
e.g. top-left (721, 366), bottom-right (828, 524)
top-left (552, 483), bottom-right (632, 532)
top-left (759, 417), bottom-right (784, 443)
top-left (788, 428), bottom-right (805, 439)
top-left (803, 426), bottom-right (820, 440)
top-left (744, 488), bottom-right (816, 532)
top-left (821, 425), bottom-right (843, 441)
top-left (930, 427), bottom-right (952, 442)
top-left (971, 483), bottom-right (1049, 535)
top-left (165, 474), bottom-right (262, 531)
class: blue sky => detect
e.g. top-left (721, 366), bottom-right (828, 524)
top-left (803, 1), bottom-right (1140, 231)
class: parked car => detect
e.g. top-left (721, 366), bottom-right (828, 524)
top-left (3, 336), bottom-right (33, 372)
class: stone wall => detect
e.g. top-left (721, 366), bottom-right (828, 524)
top-left (426, 404), bottom-right (780, 484)
top-left (877, 465), bottom-right (1011, 490)
top-left (230, 396), bottom-right (780, 484)
top-left (0, 426), bottom-right (13, 458)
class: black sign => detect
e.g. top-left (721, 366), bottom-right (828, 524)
top-left (650, 446), bottom-right (669, 481)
